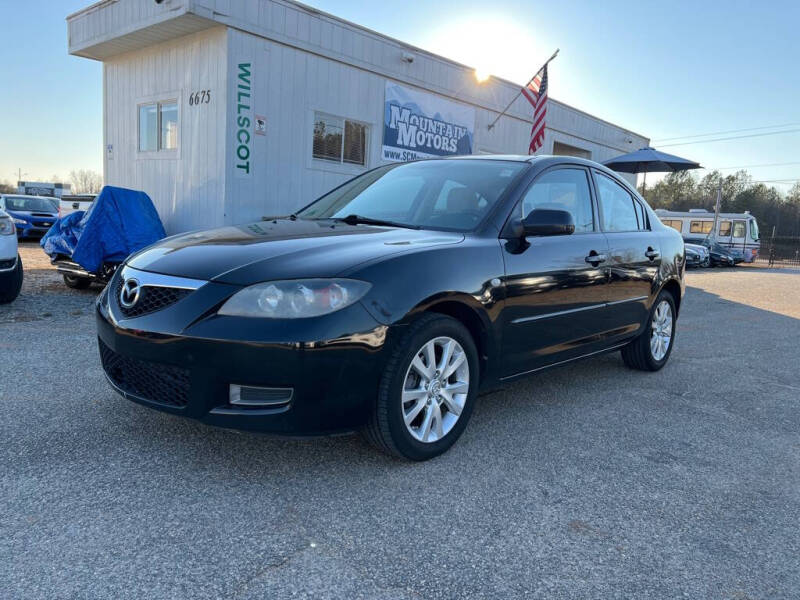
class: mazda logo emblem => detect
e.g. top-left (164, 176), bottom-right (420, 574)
top-left (119, 278), bottom-right (141, 308)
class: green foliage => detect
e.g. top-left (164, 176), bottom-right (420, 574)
top-left (640, 169), bottom-right (800, 237)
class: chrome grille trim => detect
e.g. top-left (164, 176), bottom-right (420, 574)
top-left (118, 265), bottom-right (207, 290)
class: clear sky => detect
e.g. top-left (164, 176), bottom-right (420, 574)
top-left (1, 0), bottom-right (798, 190)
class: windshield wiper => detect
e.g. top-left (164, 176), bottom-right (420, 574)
top-left (332, 214), bottom-right (420, 230)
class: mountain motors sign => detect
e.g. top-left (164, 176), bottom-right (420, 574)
top-left (382, 82), bottom-right (475, 162)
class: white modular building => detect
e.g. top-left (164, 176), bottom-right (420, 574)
top-left (68, 0), bottom-right (649, 234)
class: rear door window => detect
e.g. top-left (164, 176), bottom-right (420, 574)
top-left (594, 173), bottom-right (639, 232)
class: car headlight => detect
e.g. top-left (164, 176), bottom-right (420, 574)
top-left (11, 217), bottom-right (26, 225)
top-left (218, 279), bottom-right (371, 318)
top-left (0, 218), bottom-right (15, 236)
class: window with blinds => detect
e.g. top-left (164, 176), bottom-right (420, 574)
top-left (313, 113), bottom-right (368, 166)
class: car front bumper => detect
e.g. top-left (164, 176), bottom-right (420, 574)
top-left (685, 255), bottom-right (702, 267)
top-left (16, 223), bottom-right (52, 238)
top-left (95, 279), bottom-right (392, 436)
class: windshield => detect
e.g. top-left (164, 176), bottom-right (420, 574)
top-left (3, 196), bottom-right (57, 212)
top-left (296, 159), bottom-right (528, 231)
top-left (750, 219), bottom-right (759, 241)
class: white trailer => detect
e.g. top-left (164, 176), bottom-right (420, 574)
top-left (68, 0), bottom-right (649, 234)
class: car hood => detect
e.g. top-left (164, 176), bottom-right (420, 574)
top-left (6, 209), bottom-right (58, 220)
top-left (127, 219), bottom-right (464, 284)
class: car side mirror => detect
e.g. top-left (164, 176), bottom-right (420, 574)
top-left (520, 209), bottom-right (575, 237)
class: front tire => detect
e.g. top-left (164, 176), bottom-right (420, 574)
top-left (63, 273), bottom-right (92, 289)
top-left (364, 314), bottom-right (479, 461)
top-left (0, 255), bottom-right (23, 304)
top-left (621, 290), bottom-right (676, 372)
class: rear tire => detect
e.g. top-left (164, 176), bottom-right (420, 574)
top-left (621, 290), bottom-right (676, 372)
top-left (0, 255), bottom-right (23, 304)
top-left (63, 273), bottom-right (92, 289)
top-left (364, 313), bottom-right (479, 461)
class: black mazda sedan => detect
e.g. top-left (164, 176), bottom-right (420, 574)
top-left (97, 156), bottom-right (684, 460)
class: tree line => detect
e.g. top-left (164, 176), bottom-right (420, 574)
top-left (640, 170), bottom-right (800, 238)
top-left (0, 169), bottom-right (103, 196)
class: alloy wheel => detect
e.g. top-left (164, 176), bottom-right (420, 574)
top-left (401, 336), bottom-right (470, 443)
top-left (650, 300), bottom-right (673, 361)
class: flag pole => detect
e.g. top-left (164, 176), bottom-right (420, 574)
top-left (487, 48), bottom-right (559, 131)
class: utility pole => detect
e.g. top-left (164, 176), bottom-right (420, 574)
top-left (14, 168), bottom-right (27, 184)
top-left (710, 179), bottom-right (722, 243)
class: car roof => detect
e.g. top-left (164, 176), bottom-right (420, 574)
top-left (442, 154), bottom-right (632, 175)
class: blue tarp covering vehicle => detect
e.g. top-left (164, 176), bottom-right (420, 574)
top-left (41, 186), bottom-right (165, 288)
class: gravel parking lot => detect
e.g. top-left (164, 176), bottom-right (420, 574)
top-left (2, 242), bottom-right (799, 599)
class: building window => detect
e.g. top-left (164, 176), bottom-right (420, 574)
top-left (313, 113), bottom-right (368, 166)
top-left (690, 220), bottom-right (713, 234)
top-left (139, 100), bottom-right (178, 152)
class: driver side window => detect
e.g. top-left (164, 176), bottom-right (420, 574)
top-left (520, 168), bottom-right (594, 233)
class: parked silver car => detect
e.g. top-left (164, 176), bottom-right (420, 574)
top-left (0, 210), bottom-right (23, 303)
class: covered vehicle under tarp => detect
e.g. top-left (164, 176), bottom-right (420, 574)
top-left (41, 186), bottom-right (165, 273)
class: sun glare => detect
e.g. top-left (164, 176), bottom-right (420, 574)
top-left (420, 16), bottom-right (545, 86)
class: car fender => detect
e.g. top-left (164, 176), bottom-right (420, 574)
top-left (350, 238), bottom-right (505, 379)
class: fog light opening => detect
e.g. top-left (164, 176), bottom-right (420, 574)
top-left (229, 384), bottom-right (293, 408)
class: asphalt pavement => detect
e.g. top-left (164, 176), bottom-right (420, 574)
top-left (2, 243), bottom-right (799, 599)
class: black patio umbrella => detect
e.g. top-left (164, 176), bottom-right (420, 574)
top-left (603, 146), bottom-right (702, 191)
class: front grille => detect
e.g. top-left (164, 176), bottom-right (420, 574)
top-left (115, 278), bottom-right (191, 318)
top-left (99, 339), bottom-right (190, 408)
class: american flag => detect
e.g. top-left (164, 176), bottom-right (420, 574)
top-left (521, 64), bottom-right (548, 154)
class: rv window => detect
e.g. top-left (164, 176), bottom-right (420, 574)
top-left (660, 219), bottom-right (682, 232)
top-left (690, 221), bottom-right (713, 234)
top-left (733, 221), bottom-right (746, 238)
top-left (719, 221), bottom-right (731, 236)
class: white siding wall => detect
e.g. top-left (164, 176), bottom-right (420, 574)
top-left (104, 27), bottom-right (228, 232)
top-left (72, 0), bottom-right (649, 232)
top-left (191, 0), bottom-right (647, 159)
top-left (220, 29), bottom-right (645, 220)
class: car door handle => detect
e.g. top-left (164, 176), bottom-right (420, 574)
top-left (645, 248), bottom-right (660, 260)
top-left (585, 252), bottom-right (607, 264)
